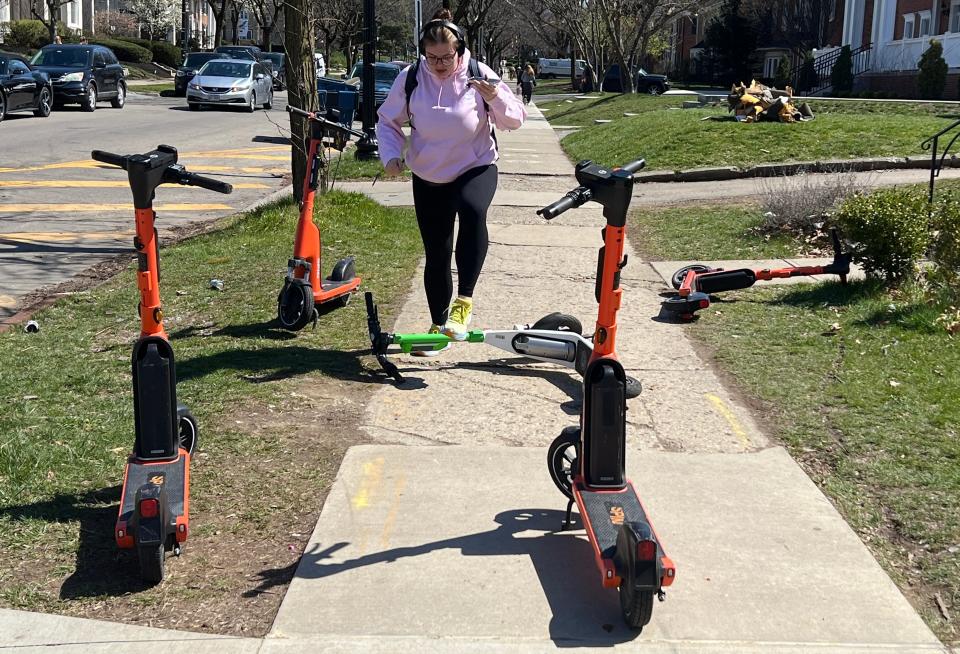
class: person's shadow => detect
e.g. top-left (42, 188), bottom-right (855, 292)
top-left (247, 508), bottom-right (642, 646)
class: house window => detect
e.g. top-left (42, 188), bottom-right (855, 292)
top-left (918, 10), bottom-right (931, 37)
top-left (903, 13), bottom-right (916, 39)
top-left (764, 56), bottom-right (781, 79)
top-left (952, 1), bottom-right (960, 32)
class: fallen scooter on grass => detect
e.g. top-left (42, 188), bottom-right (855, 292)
top-left (92, 145), bottom-right (232, 583)
top-left (660, 228), bottom-right (852, 321)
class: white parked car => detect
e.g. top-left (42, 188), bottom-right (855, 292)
top-left (186, 59), bottom-right (274, 112)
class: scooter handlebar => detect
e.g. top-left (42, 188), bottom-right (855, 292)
top-left (91, 149), bottom-right (127, 169)
top-left (538, 187), bottom-right (589, 220)
top-left (286, 104), bottom-right (365, 139)
top-left (619, 158), bottom-right (646, 174)
top-left (180, 171), bottom-right (233, 194)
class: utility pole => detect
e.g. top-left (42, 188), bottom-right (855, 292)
top-left (181, 0), bottom-right (189, 49)
top-left (355, 0), bottom-right (378, 160)
top-left (413, 0), bottom-right (422, 56)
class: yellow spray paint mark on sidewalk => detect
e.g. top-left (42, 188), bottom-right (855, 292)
top-left (705, 393), bottom-right (752, 449)
top-left (0, 203), bottom-right (232, 213)
top-left (351, 457), bottom-right (385, 510)
top-left (380, 476), bottom-right (407, 549)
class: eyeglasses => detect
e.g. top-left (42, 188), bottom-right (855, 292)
top-left (426, 53), bottom-right (457, 66)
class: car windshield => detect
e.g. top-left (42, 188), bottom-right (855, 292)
top-left (184, 53), bottom-right (217, 68)
top-left (217, 48), bottom-right (255, 60)
top-left (31, 47), bottom-right (91, 67)
top-left (199, 61), bottom-right (252, 78)
top-left (637, 67), bottom-right (649, 76)
top-left (375, 66), bottom-right (399, 82)
top-left (262, 53), bottom-right (283, 66)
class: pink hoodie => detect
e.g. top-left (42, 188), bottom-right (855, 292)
top-left (376, 50), bottom-right (526, 184)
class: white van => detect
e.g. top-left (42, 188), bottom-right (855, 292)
top-left (537, 58), bottom-right (585, 79)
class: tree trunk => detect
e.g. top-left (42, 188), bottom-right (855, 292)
top-left (284, 0), bottom-right (319, 202)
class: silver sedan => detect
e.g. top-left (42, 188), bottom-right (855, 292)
top-left (186, 59), bottom-right (273, 112)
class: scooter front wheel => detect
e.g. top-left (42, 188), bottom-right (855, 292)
top-left (547, 426), bottom-right (580, 499)
top-left (177, 405), bottom-right (198, 455)
top-left (138, 542), bottom-right (165, 583)
top-left (670, 264), bottom-right (713, 290)
top-left (278, 279), bottom-right (315, 331)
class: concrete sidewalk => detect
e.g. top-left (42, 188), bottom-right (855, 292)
top-left (1, 102), bottom-right (948, 652)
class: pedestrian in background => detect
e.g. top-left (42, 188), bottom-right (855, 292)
top-left (376, 9), bottom-right (526, 352)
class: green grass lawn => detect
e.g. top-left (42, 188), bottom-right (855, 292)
top-left (128, 83), bottom-right (174, 94)
top-left (632, 201), bottom-right (960, 643)
top-left (541, 94), bottom-right (960, 171)
top-left (532, 78), bottom-right (578, 95)
top-left (0, 191), bottom-right (422, 632)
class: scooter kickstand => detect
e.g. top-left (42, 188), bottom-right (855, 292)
top-left (173, 542), bottom-right (182, 557)
top-left (311, 308), bottom-right (319, 330)
top-left (562, 498), bottom-right (574, 531)
top-left (658, 590), bottom-right (666, 602)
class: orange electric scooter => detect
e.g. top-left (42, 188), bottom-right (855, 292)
top-left (541, 158), bottom-right (676, 630)
top-left (92, 145), bottom-right (232, 583)
top-left (277, 105), bottom-right (366, 330)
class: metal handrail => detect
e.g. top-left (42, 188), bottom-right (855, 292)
top-left (921, 117), bottom-right (960, 202)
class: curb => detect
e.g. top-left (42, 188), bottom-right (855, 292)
top-left (635, 155), bottom-right (947, 184)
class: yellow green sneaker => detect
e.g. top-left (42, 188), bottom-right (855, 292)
top-left (443, 296), bottom-right (473, 341)
top-left (411, 324), bottom-right (450, 357)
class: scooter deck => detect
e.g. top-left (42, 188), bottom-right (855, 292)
top-left (318, 276), bottom-right (361, 295)
top-left (574, 480), bottom-right (675, 588)
top-left (119, 453), bottom-right (187, 524)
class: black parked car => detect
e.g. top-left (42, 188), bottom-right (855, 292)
top-left (601, 64), bottom-right (670, 95)
top-left (31, 44), bottom-right (126, 111)
top-left (0, 52), bottom-right (53, 122)
top-left (261, 52), bottom-right (285, 90)
top-left (175, 51), bottom-right (220, 96)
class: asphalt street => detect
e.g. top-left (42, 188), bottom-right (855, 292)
top-left (0, 90), bottom-right (293, 321)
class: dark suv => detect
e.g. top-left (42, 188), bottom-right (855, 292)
top-left (601, 64), bottom-right (670, 95)
top-left (215, 45), bottom-right (261, 61)
top-left (31, 44), bottom-right (126, 111)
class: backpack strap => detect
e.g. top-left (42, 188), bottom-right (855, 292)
top-left (404, 60), bottom-right (420, 128)
top-left (468, 58), bottom-right (498, 149)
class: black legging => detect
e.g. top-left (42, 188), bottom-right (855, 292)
top-left (411, 164), bottom-right (498, 326)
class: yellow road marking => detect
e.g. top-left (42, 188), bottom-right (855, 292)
top-left (351, 457), bottom-right (385, 510)
top-left (0, 162), bottom-right (286, 175)
top-left (705, 393), bottom-right (751, 448)
top-left (0, 231), bottom-right (133, 242)
top-left (182, 154), bottom-right (288, 161)
top-left (185, 146), bottom-right (288, 156)
top-left (0, 203), bottom-right (232, 212)
top-left (380, 476), bottom-right (407, 549)
top-left (0, 180), bottom-right (268, 189)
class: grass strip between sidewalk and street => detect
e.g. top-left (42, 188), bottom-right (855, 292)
top-left (0, 191), bottom-right (422, 635)
top-left (630, 201), bottom-right (960, 645)
top-left (539, 93), bottom-right (960, 172)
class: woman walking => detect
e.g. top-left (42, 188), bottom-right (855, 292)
top-left (376, 9), bottom-right (526, 353)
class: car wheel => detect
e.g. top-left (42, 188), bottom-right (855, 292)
top-left (264, 90), bottom-right (273, 109)
top-left (246, 92), bottom-right (256, 113)
top-left (188, 102), bottom-right (201, 111)
top-left (647, 84), bottom-right (663, 96)
top-left (0, 90), bottom-right (6, 124)
top-left (33, 86), bottom-right (52, 117)
top-left (111, 82), bottom-right (126, 108)
top-left (81, 84), bottom-right (97, 112)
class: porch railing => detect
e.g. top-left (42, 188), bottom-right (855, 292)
top-left (788, 42), bottom-right (873, 95)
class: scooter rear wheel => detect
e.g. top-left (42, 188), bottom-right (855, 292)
top-left (177, 405), bottom-right (198, 455)
top-left (278, 279), bottom-right (315, 331)
top-left (531, 313), bottom-right (582, 334)
top-left (138, 542), bottom-right (165, 583)
top-left (670, 264), bottom-right (713, 290)
top-left (620, 583), bottom-right (654, 630)
top-left (547, 426), bottom-right (581, 499)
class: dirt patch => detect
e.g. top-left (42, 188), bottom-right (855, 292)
top-left (0, 373), bottom-right (374, 637)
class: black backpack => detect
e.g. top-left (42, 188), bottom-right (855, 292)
top-left (404, 58), bottom-right (496, 146)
